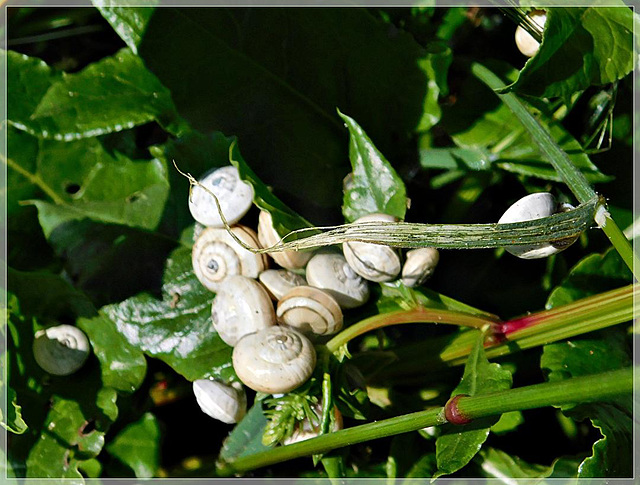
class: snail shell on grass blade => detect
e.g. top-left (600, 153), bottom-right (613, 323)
top-left (192, 379), bottom-right (247, 424)
top-left (515, 10), bottom-right (547, 58)
top-left (33, 324), bottom-right (90, 376)
top-left (232, 326), bottom-right (316, 393)
top-left (258, 211), bottom-right (313, 270)
top-left (277, 286), bottom-right (343, 336)
top-left (192, 225), bottom-right (268, 292)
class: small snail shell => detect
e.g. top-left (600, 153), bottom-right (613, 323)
top-left (401, 248), bottom-right (440, 287)
top-left (282, 402), bottom-right (343, 445)
top-left (277, 286), bottom-right (343, 336)
top-left (305, 253), bottom-right (369, 309)
top-left (188, 165), bottom-right (254, 227)
top-left (192, 379), bottom-right (246, 424)
top-left (192, 225), bottom-right (268, 292)
top-left (258, 269), bottom-right (307, 301)
top-left (232, 326), bottom-right (316, 393)
top-left (258, 211), bottom-right (313, 270)
top-left (342, 213), bottom-right (402, 282)
top-left (498, 192), bottom-right (577, 259)
top-left (211, 275), bottom-right (276, 346)
top-left (33, 325), bottom-right (90, 376)
top-left (515, 10), bottom-right (547, 58)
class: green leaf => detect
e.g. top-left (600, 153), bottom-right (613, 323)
top-left (1, 387), bottom-right (28, 435)
top-left (541, 329), bottom-right (632, 478)
top-left (386, 433), bottom-right (424, 478)
top-left (505, 6), bottom-right (634, 100)
top-left (138, 8), bottom-right (439, 219)
top-left (546, 247), bottom-right (633, 309)
top-left (93, 1), bottom-right (157, 54)
top-left (406, 454), bottom-right (437, 478)
top-left (106, 413), bottom-right (161, 478)
top-left (338, 111), bottom-right (408, 222)
top-left (489, 411), bottom-right (524, 435)
top-left (219, 401), bottom-right (271, 463)
top-left (102, 246), bottom-right (235, 383)
top-left (8, 48), bottom-right (185, 139)
top-left (475, 447), bottom-right (553, 479)
top-left (434, 330), bottom-right (513, 479)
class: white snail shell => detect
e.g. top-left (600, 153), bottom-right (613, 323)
top-left (257, 211), bottom-right (313, 270)
top-left (282, 402), bottom-right (343, 445)
top-left (343, 213), bottom-right (402, 282)
top-left (277, 286), bottom-right (343, 336)
top-left (305, 253), bottom-right (369, 309)
top-left (33, 325), bottom-right (90, 376)
top-left (498, 192), bottom-right (576, 259)
top-left (192, 379), bottom-right (246, 424)
top-left (232, 326), bottom-right (316, 393)
top-left (515, 10), bottom-right (547, 58)
top-left (188, 165), bottom-right (254, 227)
top-left (401, 248), bottom-right (440, 287)
top-left (211, 275), bottom-right (276, 346)
top-left (258, 269), bottom-right (307, 301)
top-left (192, 225), bottom-right (268, 292)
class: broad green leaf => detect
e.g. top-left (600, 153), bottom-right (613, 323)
top-left (106, 413), bottom-right (161, 478)
top-left (475, 447), bottom-right (553, 479)
top-left (489, 411), bottom-right (524, 435)
top-left (417, 42), bottom-right (452, 131)
top-left (541, 330), bottom-right (632, 478)
top-left (7, 128), bottom-right (170, 235)
top-left (219, 401), bottom-right (271, 463)
top-left (546, 247), bottom-right (633, 309)
top-left (505, 6), bottom-right (634, 100)
top-left (138, 8), bottom-right (439, 219)
top-left (8, 48), bottom-right (185, 139)
top-left (102, 246), bottom-right (236, 383)
top-left (339, 111), bottom-right (408, 222)
top-left (386, 433), bottom-right (424, 478)
top-left (434, 330), bottom-right (513, 479)
top-left (93, 1), bottom-right (157, 54)
top-left (406, 454), bottom-right (437, 478)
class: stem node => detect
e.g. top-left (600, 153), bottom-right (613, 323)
top-left (444, 394), bottom-right (472, 425)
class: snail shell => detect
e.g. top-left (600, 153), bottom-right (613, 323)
top-left (282, 402), bottom-right (343, 445)
top-left (277, 286), bottom-right (343, 336)
top-left (232, 326), bottom-right (316, 393)
top-left (192, 379), bottom-right (247, 424)
top-left (515, 10), bottom-right (547, 58)
top-left (211, 275), bottom-right (276, 346)
top-left (188, 165), bottom-right (254, 227)
top-left (498, 192), bottom-right (577, 259)
top-left (342, 213), bottom-right (402, 282)
top-left (192, 225), bottom-right (268, 292)
top-left (305, 253), bottom-right (369, 309)
top-left (401, 248), bottom-right (440, 287)
top-left (258, 211), bottom-right (313, 270)
top-left (258, 269), bottom-right (307, 301)
top-left (33, 324), bottom-right (90, 376)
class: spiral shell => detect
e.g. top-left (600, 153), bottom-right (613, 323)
top-left (192, 379), bottom-right (247, 424)
top-left (305, 252), bottom-right (369, 309)
top-left (232, 326), bottom-right (316, 393)
top-left (258, 269), bottom-right (307, 301)
top-left (211, 275), bottom-right (276, 346)
top-left (32, 325), bottom-right (90, 376)
top-left (401, 248), bottom-right (440, 287)
top-left (258, 211), bottom-right (313, 270)
top-left (192, 225), bottom-right (268, 291)
top-left (277, 286), bottom-right (343, 336)
top-left (343, 213), bottom-right (402, 282)
top-left (188, 165), bottom-right (254, 227)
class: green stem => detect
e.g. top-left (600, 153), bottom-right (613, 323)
top-left (2, 155), bottom-right (66, 205)
top-left (325, 307), bottom-right (497, 353)
top-left (471, 62), bottom-right (639, 280)
top-left (216, 368), bottom-right (632, 476)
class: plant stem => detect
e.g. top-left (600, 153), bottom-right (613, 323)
top-left (325, 308), bottom-right (497, 353)
top-left (2, 154), bottom-right (66, 205)
top-left (471, 62), bottom-right (639, 280)
top-left (216, 368), bottom-right (632, 476)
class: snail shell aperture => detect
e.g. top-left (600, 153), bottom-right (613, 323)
top-left (401, 248), bottom-right (440, 287)
top-left (192, 379), bottom-right (247, 424)
top-left (258, 211), bottom-right (313, 270)
top-left (277, 286), bottom-right (343, 336)
top-left (32, 324), bottom-right (90, 376)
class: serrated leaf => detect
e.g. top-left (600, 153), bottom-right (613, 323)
top-left (339, 110), bottom-right (408, 222)
top-left (219, 401), bottom-right (271, 463)
top-left (505, 6), bottom-right (634, 100)
top-left (434, 330), bottom-right (513, 479)
top-left (8, 48), bottom-right (185, 139)
top-left (102, 246), bottom-right (235, 383)
top-left (546, 247), bottom-right (633, 309)
top-left (476, 447), bottom-right (553, 480)
top-left (93, 1), bottom-right (157, 54)
top-left (106, 413), bottom-right (161, 478)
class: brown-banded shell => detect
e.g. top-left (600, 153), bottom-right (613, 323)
top-left (258, 269), bottom-right (307, 301)
top-left (305, 253), bottom-right (369, 309)
top-left (211, 275), bottom-right (276, 346)
top-left (277, 286), bottom-right (343, 336)
top-left (258, 211), bottom-right (313, 270)
top-left (232, 326), bottom-right (316, 393)
top-left (192, 379), bottom-right (246, 424)
top-left (192, 225), bottom-right (268, 292)
top-left (33, 325), bottom-right (90, 376)
top-left (401, 248), bottom-right (440, 287)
